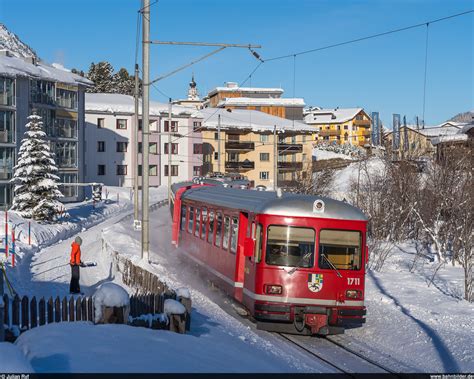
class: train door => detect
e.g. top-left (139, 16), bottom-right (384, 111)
top-left (242, 220), bottom-right (262, 311)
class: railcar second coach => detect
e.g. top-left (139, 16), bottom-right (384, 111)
top-left (171, 183), bottom-right (368, 335)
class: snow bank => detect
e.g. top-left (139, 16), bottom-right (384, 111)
top-left (15, 322), bottom-right (296, 373)
top-left (312, 148), bottom-right (353, 161)
top-left (93, 282), bottom-right (130, 323)
top-left (175, 287), bottom-right (191, 299)
top-left (164, 299), bottom-right (186, 315)
top-left (0, 342), bottom-right (34, 373)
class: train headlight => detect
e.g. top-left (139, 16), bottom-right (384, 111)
top-left (264, 284), bottom-right (282, 295)
top-left (346, 290), bottom-right (362, 299)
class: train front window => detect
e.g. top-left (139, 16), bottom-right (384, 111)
top-left (318, 230), bottom-right (361, 270)
top-left (265, 226), bottom-right (315, 268)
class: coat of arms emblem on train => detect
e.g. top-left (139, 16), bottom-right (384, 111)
top-left (308, 273), bottom-right (323, 292)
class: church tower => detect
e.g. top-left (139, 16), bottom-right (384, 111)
top-left (187, 74), bottom-right (200, 101)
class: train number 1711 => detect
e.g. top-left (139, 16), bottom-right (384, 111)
top-left (347, 277), bottom-right (360, 285)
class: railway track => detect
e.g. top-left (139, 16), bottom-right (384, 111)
top-left (277, 333), bottom-right (399, 376)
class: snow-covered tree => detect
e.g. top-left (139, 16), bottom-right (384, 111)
top-left (86, 61), bottom-right (114, 93)
top-left (111, 68), bottom-right (135, 96)
top-left (11, 113), bottom-right (64, 222)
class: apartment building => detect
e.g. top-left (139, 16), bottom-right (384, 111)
top-left (304, 107), bottom-right (372, 147)
top-left (198, 107), bottom-right (314, 188)
top-left (85, 93), bottom-right (203, 187)
top-left (0, 51), bottom-right (90, 206)
top-left (384, 123), bottom-right (463, 159)
top-left (205, 82), bottom-right (305, 121)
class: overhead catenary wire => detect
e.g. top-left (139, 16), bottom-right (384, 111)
top-left (422, 23), bottom-right (430, 128)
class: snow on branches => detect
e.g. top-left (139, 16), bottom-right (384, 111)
top-left (11, 113), bottom-right (64, 222)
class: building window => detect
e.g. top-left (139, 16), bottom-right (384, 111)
top-left (30, 80), bottom-right (55, 105)
top-left (138, 119), bottom-right (142, 131)
top-left (0, 147), bottom-right (14, 180)
top-left (116, 119), bottom-right (127, 129)
top-left (260, 134), bottom-right (269, 143)
top-left (116, 142), bottom-right (128, 152)
top-left (97, 141), bottom-right (105, 152)
top-left (193, 143), bottom-right (203, 154)
top-left (302, 135), bottom-right (306, 143)
top-left (164, 143), bottom-right (178, 154)
top-left (260, 153), bottom-right (270, 162)
top-left (56, 88), bottom-right (77, 109)
top-left (54, 118), bottom-right (77, 138)
top-left (97, 165), bottom-right (106, 176)
top-left (193, 121), bottom-right (202, 131)
top-left (164, 120), bottom-right (178, 132)
top-left (116, 165), bottom-right (127, 175)
top-left (0, 110), bottom-right (15, 143)
top-left (260, 171), bottom-right (269, 180)
top-left (150, 165), bottom-right (158, 176)
top-left (0, 77), bottom-right (15, 106)
top-left (52, 141), bottom-right (77, 168)
top-left (193, 166), bottom-right (202, 176)
top-left (58, 173), bottom-right (78, 198)
top-left (164, 165), bottom-right (179, 177)
top-left (344, 125), bottom-right (348, 130)
top-left (214, 132), bottom-right (218, 140)
top-left (150, 142), bottom-right (157, 154)
top-left (214, 152), bottom-right (218, 160)
top-left (97, 118), bottom-right (105, 128)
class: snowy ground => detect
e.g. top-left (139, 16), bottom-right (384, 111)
top-left (2, 182), bottom-right (473, 373)
top-left (313, 148), bottom-right (354, 161)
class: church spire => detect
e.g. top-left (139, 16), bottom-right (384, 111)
top-left (187, 73), bottom-right (199, 100)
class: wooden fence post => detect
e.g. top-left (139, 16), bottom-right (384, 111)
top-left (3, 294), bottom-right (9, 327)
top-left (69, 297), bottom-right (75, 321)
top-left (55, 297), bottom-right (61, 322)
top-left (62, 297), bottom-right (68, 322)
top-left (12, 295), bottom-right (19, 327)
top-left (81, 297), bottom-right (87, 321)
top-left (76, 298), bottom-right (82, 321)
top-left (30, 297), bottom-right (37, 328)
top-left (38, 298), bottom-right (45, 326)
top-left (21, 296), bottom-right (29, 330)
top-left (47, 298), bottom-right (53, 324)
top-left (87, 297), bottom-right (93, 322)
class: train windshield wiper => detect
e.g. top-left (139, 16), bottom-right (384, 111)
top-left (287, 251), bottom-right (312, 275)
top-left (321, 253), bottom-right (343, 278)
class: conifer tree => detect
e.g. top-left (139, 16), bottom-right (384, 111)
top-left (86, 61), bottom-right (114, 93)
top-left (11, 113), bottom-right (64, 222)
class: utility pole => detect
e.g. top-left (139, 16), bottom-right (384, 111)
top-left (0, 263), bottom-right (4, 342)
top-left (273, 125), bottom-right (278, 190)
top-left (133, 63), bottom-right (140, 224)
top-left (217, 114), bottom-right (221, 173)
top-left (141, 0), bottom-right (150, 262)
top-left (168, 99), bottom-right (172, 206)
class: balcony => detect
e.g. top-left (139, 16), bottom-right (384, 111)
top-left (225, 160), bottom-right (255, 171)
top-left (225, 141), bottom-right (255, 151)
top-left (278, 161), bottom-right (303, 171)
top-left (278, 143), bottom-right (302, 154)
top-left (319, 129), bottom-right (340, 137)
top-left (354, 119), bottom-right (371, 127)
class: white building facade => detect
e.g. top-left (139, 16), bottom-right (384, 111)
top-left (84, 93), bottom-right (203, 188)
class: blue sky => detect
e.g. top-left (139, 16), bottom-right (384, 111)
top-left (1, 0), bottom-right (472, 126)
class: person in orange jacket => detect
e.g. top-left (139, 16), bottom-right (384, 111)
top-left (69, 236), bottom-right (83, 294)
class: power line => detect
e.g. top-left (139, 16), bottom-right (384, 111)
top-left (263, 10), bottom-right (473, 62)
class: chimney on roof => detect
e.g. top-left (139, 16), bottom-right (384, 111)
top-left (225, 82), bottom-right (238, 89)
top-left (22, 56), bottom-right (37, 65)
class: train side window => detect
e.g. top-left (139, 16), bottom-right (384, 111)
top-left (201, 208), bottom-right (208, 240)
top-left (207, 210), bottom-right (215, 244)
top-left (195, 208), bottom-right (201, 237)
top-left (180, 205), bottom-right (186, 231)
top-left (230, 217), bottom-right (239, 253)
top-left (215, 212), bottom-right (223, 247)
top-left (223, 216), bottom-right (230, 250)
top-left (254, 224), bottom-right (262, 263)
top-left (187, 206), bottom-right (194, 234)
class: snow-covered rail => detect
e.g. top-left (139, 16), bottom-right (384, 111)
top-left (277, 333), bottom-right (396, 375)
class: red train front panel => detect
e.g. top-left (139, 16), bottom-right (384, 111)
top-left (242, 214), bottom-right (367, 335)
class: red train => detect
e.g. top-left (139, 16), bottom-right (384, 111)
top-left (171, 181), bottom-right (368, 335)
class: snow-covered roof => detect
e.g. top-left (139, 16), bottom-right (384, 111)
top-left (208, 83), bottom-right (284, 97)
top-left (461, 123), bottom-right (474, 134)
top-left (431, 134), bottom-right (469, 145)
top-left (0, 53), bottom-right (92, 86)
top-left (385, 125), bottom-right (461, 138)
top-left (217, 97), bottom-right (305, 108)
top-left (195, 107), bottom-right (315, 133)
top-left (436, 121), bottom-right (468, 129)
top-left (85, 93), bottom-right (197, 117)
top-left (304, 108), bottom-right (365, 124)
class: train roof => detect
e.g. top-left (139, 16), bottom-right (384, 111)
top-left (180, 185), bottom-right (368, 221)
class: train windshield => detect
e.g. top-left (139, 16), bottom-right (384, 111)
top-left (265, 226), bottom-right (315, 268)
top-left (318, 230), bottom-right (362, 270)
